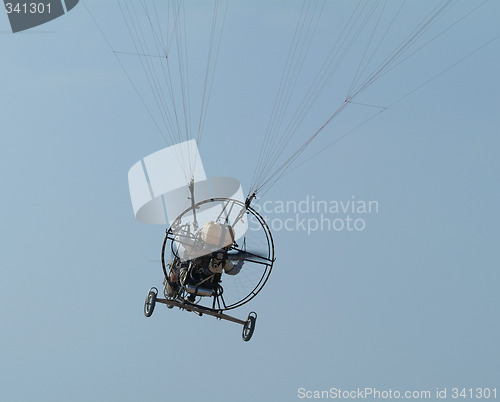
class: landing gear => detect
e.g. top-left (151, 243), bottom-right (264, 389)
top-left (143, 288), bottom-right (258, 341)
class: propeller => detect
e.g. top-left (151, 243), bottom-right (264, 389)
top-left (227, 248), bottom-right (270, 263)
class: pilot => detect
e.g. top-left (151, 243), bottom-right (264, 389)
top-left (165, 221), bottom-right (244, 298)
top-left (165, 250), bottom-right (244, 298)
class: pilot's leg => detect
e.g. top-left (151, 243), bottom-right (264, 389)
top-left (179, 265), bottom-right (188, 286)
top-left (178, 263), bottom-right (196, 302)
top-left (165, 267), bottom-right (179, 297)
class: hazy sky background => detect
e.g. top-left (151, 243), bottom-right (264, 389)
top-left (1, 1), bottom-right (499, 401)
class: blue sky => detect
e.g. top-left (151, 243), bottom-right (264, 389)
top-left (1, 1), bottom-right (499, 401)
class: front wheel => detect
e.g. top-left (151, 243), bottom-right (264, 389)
top-left (242, 311), bottom-right (257, 342)
top-left (144, 288), bottom-right (157, 317)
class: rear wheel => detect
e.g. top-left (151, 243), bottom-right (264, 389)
top-left (144, 288), bottom-right (157, 317)
top-left (242, 311), bottom-right (257, 341)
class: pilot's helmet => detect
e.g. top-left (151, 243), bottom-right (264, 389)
top-left (201, 221), bottom-right (233, 247)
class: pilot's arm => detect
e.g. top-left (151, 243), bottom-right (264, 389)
top-left (224, 259), bottom-right (244, 276)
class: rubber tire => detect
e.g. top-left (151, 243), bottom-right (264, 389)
top-left (144, 290), bottom-right (157, 317)
top-left (242, 313), bottom-right (257, 342)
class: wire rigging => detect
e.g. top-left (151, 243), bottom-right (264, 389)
top-left (86, 0), bottom-right (227, 181)
top-left (85, 1), bottom-right (496, 202)
top-left (249, 0), bottom-right (493, 198)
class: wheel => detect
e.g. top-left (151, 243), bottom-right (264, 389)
top-left (242, 311), bottom-right (257, 342)
top-left (144, 288), bottom-right (157, 317)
